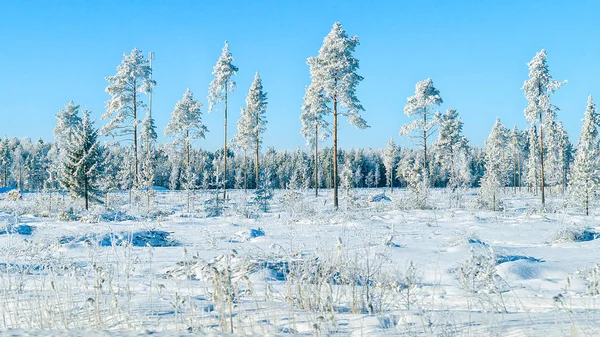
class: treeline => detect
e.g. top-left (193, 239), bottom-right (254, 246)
top-left (0, 137), bottom-right (487, 192)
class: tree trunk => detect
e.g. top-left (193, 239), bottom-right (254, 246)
top-left (255, 112), bottom-right (260, 189)
top-left (186, 133), bottom-right (190, 213)
top-left (423, 108), bottom-right (428, 181)
top-left (243, 150), bottom-right (247, 193)
top-left (315, 124), bottom-right (319, 197)
top-left (223, 87), bottom-right (228, 200)
top-left (84, 169), bottom-right (89, 211)
top-left (539, 114), bottom-right (545, 206)
top-left (333, 94), bottom-right (339, 209)
top-left (133, 82), bottom-right (139, 188)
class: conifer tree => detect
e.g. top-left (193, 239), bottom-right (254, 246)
top-left (433, 108), bottom-right (468, 189)
top-left (308, 22), bottom-right (367, 208)
top-left (522, 49), bottom-right (566, 206)
top-left (383, 138), bottom-right (399, 192)
top-left (208, 41), bottom-right (238, 199)
top-left (101, 48), bottom-right (155, 187)
top-left (0, 137), bottom-right (11, 187)
top-left (61, 110), bottom-right (104, 210)
top-left (244, 72), bottom-right (268, 188)
top-left (479, 118), bottom-right (509, 211)
top-left (571, 95), bottom-right (599, 216)
top-left (301, 80), bottom-right (331, 196)
top-left (401, 79), bottom-right (443, 180)
top-left (166, 89), bottom-right (208, 212)
top-left (140, 110), bottom-right (158, 206)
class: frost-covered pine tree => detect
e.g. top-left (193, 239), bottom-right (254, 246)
top-left (401, 79), bottom-right (443, 180)
top-left (308, 22), bottom-right (367, 209)
top-left (545, 120), bottom-right (572, 194)
top-left (243, 72), bottom-right (268, 187)
top-left (61, 110), bottom-right (104, 210)
top-left (54, 102), bottom-right (83, 187)
top-left (433, 108), bottom-right (469, 189)
top-left (54, 101), bottom-right (82, 147)
top-left (383, 138), bottom-right (399, 192)
top-left (234, 107), bottom-right (254, 191)
top-left (508, 126), bottom-right (525, 193)
top-left (140, 109), bottom-right (158, 206)
top-left (571, 95), bottom-right (599, 216)
top-left (0, 137), bottom-right (10, 187)
top-left (301, 80), bottom-right (331, 197)
top-left (166, 89), bottom-right (208, 212)
top-left (479, 118), bottom-right (509, 211)
top-left (525, 126), bottom-right (539, 194)
top-left (556, 121), bottom-right (573, 193)
top-left (208, 41), bottom-right (238, 199)
top-left (522, 49), bottom-right (566, 206)
top-left (101, 48), bottom-right (155, 187)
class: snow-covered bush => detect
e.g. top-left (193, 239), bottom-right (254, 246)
top-left (549, 225), bottom-right (599, 243)
top-left (7, 189), bottom-right (22, 201)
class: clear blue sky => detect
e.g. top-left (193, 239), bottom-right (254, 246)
top-left (0, 1), bottom-right (598, 151)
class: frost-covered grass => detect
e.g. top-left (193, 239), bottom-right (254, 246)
top-left (0, 188), bottom-right (600, 336)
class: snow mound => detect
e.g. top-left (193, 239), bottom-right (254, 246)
top-left (59, 230), bottom-right (180, 247)
top-left (0, 224), bottom-right (34, 235)
top-left (369, 193), bottom-right (391, 202)
top-left (496, 259), bottom-right (543, 280)
top-left (495, 254), bottom-right (544, 265)
top-left (229, 228), bottom-right (265, 243)
top-left (549, 226), bottom-right (599, 243)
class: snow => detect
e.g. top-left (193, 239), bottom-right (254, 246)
top-left (1, 189), bottom-right (600, 335)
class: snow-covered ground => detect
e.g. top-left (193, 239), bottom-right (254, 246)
top-left (1, 188), bottom-right (600, 336)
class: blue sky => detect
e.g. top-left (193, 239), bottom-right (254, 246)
top-left (0, 1), bottom-right (598, 151)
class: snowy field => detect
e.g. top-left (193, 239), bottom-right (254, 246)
top-left (1, 189), bottom-right (600, 336)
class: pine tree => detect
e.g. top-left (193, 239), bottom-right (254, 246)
top-left (400, 78), bottom-right (443, 180)
top-left (0, 137), bottom-right (11, 187)
top-left (522, 49), bottom-right (566, 206)
top-left (433, 108), bottom-right (468, 189)
top-left (308, 22), bottom-right (367, 209)
top-left (479, 118), bottom-right (509, 211)
top-left (140, 109), bottom-right (158, 206)
top-left (525, 126), bottom-right (540, 194)
top-left (244, 72), bottom-right (268, 188)
top-left (571, 95), bottom-right (599, 216)
top-left (61, 110), bottom-right (104, 210)
top-left (544, 120), bottom-right (572, 194)
top-left (233, 107), bottom-right (253, 192)
top-left (166, 89), bottom-right (208, 212)
top-left (101, 48), bottom-right (155, 187)
top-left (383, 138), bottom-right (399, 192)
top-left (54, 101), bottom-right (82, 146)
top-left (301, 72), bottom-right (332, 197)
top-left (508, 126), bottom-right (525, 193)
top-left (208, 41), bottom-right (238, 199)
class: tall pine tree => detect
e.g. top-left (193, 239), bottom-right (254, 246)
top-left (208, 41), bottom-right (238, 199)
top-left (308, 22), bottom-right (367, 209)
top-left (101, 48), bottom-right (155, 187)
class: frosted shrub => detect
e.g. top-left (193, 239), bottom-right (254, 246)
top-left (7, 189), bottom-right (22, 201)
